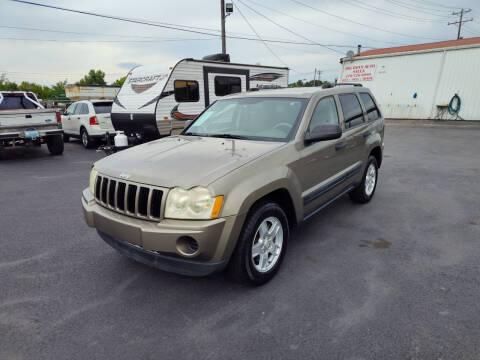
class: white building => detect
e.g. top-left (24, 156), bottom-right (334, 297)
top-left (338, 37), bottom-right (480, 121)
top-left (65, 84), bottom-right (120, 101)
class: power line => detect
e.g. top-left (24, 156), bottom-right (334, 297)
top-left (232, 2), bottom-right (288, 67)
top-left (448, 8), bottom-right (473, 40)
top-left (405, 0), bottom-right (463, 11)
top-left (0, 37), bottom-right (217, 43)
top-left (344, 0), bottom-right (452, 22)
top-left (235, 0), bottom-right (345, 54)
top-left (383, 0), bottom-right (459, 15)
top-left (7, 1), bottom-right (364, 49)
top-left (244, 0), bottom-right (402, 46)
top-left (288, 0), bottom-right (444, 41)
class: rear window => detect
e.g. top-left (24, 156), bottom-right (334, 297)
top-left (0, 93), bottom-right (38, 110)
top-left (93, 102), bottom-right (113, 114)
top-left (338, 94), bottom-right (364, 129)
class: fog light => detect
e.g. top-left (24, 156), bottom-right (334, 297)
top-left (177, 236), bottom-right (199, 256)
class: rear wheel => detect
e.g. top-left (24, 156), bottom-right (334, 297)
top-left (81, 128), bottom-right (92, 149)
top-left (46, 135), bottom-right (64, 155)
top-left (228, 202), bottom-right (288, 285)
top-left (349, 156), bottom-right (378, 203)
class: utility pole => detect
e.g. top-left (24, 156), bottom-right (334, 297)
top-left (221, 0), bottom-right (226, 54)
top-left (313, 68), bottom-right (316, 87)
top-left (448, 8), bottom-right (473, 40)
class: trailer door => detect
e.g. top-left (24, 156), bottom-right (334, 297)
top-left (203, 66), bottom-right (249, 107)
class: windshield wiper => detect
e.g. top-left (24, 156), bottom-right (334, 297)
top-left (206, 133), bottom-right (249, 140)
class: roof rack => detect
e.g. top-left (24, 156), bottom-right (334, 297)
top-left (335, 83), bottom-right (363, 87)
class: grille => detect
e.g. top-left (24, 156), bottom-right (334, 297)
top-left (94, 175), bottom-right (164, 221)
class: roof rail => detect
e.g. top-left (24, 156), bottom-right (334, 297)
top-left (247, 84), bottom-right (285, 91)
top-left (335, 83), bottom-right (363, 87)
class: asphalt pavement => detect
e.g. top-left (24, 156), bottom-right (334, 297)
top-left (1, 125), bottom-right (479, 360)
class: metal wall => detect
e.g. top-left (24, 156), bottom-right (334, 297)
top-left (338, 45), bottom-right (480, 120)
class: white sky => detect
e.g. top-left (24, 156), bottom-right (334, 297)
top-left (0, 0), bottom-right (478, 85)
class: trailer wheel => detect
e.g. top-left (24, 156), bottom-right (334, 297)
top-left (46, 135), bottom-right (64, 155)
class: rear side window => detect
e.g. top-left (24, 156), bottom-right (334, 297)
top-left (174, 80), bottom-right (199, 102)
top-left (359, 93), bottom-right (380, 121)
top-left (0, 93), bottom-right (38, 110)
top-left (214, 76), bottom-right (241, 96)
top-left (93, 102), bottom-right (113, 114)
top-left (308, 96), bottom-right (339, 132)
top-left (74, 103), bottom-right (89, 115)
top-left (338, 94), bottom-right (364, 129)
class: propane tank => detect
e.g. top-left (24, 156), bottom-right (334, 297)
top-left (114, 131), bottom-right (128, 148)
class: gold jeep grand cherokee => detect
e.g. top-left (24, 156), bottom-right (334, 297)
top-left (82, 85), bottom-right (384, 285)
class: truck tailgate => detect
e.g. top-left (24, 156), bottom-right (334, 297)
top-left (0, 109), bottom-right (57, 128)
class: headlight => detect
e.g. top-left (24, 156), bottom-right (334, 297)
top-left (165, 187), bottom-right (223, 219)
top-left (89, 168), bottom-right (98, 194)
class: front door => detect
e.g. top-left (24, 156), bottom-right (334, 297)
top-left (292, 96), bottom-right (358, 216)
top-left (203, 66), bottom-right (249, 107)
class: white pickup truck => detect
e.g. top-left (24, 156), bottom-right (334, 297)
top-left (0, 91), bottom-right (64, 155)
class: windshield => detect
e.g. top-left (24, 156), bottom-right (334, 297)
top-left (184, 97), bottom-right (307, 141)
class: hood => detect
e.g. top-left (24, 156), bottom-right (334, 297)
top-left (95, 136), bottom-right (283, 188)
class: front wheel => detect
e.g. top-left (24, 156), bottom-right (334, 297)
top-left (228, 202), bottom-right (288, 285)
top-left (349, 156), bottom-right (378, 203)
top-left (46, 135), bottom-right (64, 155)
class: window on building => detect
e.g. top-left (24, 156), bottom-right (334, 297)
top-left (359, 93), bottom-right (380, 121)
top-left (174, 80), bottom-right (199, 102)
top-left (338, 94), bottom-right (364, 129)
top-left (308, 96), bottom-right (339, 133)
top-left (214, 76), bottom-right (241, 96)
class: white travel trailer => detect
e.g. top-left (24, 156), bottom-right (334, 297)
top-left (111, 54), bottom-right (289, 144)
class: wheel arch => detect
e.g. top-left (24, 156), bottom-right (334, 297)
top-left (369, 145), bottom-right (382, 168)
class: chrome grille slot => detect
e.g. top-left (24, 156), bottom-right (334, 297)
top-left (151, 189), bottom-right (162, 219)
top-left (93, 174), bottom-right (164, 221)
top-left (117, 182), bottom-right (126, 211)
top-left (138, 187), bottom-right (149, 216)
top-left (108, 180), bottom-right (116, 207)
top-left (126, 185), bottom-right (137, 213)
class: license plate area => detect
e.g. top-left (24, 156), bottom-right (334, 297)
top-left (24, 131), bottom-right (39, 139)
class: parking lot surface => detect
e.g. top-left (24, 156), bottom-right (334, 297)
top-left (1, 124), bottom-right (479, 360)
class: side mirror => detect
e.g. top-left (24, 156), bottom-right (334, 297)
top-left (304, 124), bottom-right (342, 144)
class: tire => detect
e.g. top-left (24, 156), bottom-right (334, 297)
top-left (349, 155), bottom-right (378, 203)
top-left (63, 133), bottom-right (70, 142)
top-left (228, 201), bottom-right (289, 286)
top-left (80, 128), bottom-right (92, 149)
top-left (46, 135), bottom-right (64, 155)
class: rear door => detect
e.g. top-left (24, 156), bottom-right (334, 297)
top-left (92, 101), bottom-right (114, 131)
top-left (337, 93), bottom-right (368, 180)
top-left (203, 66), bottom-right (248, 107)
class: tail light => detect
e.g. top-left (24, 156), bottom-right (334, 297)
top-left (56, 111), bottom-right (61, 124)
top-left (89, 116), bottom-right (99, 125)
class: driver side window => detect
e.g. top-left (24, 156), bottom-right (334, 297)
top-left (66, 103), bottom-right (76, 115)
top-left (308, 96), bottom-right (339, 133)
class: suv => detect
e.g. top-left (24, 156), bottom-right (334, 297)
top-left (82, 85), bottom-right (384, 285)
top-left (62, 100), bottom-right (114, 148)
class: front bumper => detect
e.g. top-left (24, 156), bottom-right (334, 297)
top-left (82, 188), bottom-right (241, 276)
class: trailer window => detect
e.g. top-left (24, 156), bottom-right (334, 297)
top-left (214, 76), bottom-right (241, 96)
top-left (0, 93), bottom-right (38, 110)
top-left (359, 93), bottom-right (380, 121)
top-left (174, 80), bottom-right (199, 102)
top-left (93, 102), bottom-right (113, 114)
top-left (338, 94), bottom-right (364, 129)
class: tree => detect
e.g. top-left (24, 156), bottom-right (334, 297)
top-left (0, 73), bottom-right (19, 91)
top-left (50, 80), bottom-right (68, 100)
top-left (77, 69), bottom-right (106, 85)
top-left (111, 76), bottom-right (126, 87)
top-left (288, 79), bottom-right (328, 88)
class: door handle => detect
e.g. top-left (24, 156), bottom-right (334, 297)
top-left (335, 142), bottom-right (346, 151)
top-left (77, 117), bottom-right (81, 120)
top-left (25, 114), bottom-right (32, 118)
top-left (363, 130), bottom-right (371, 138)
